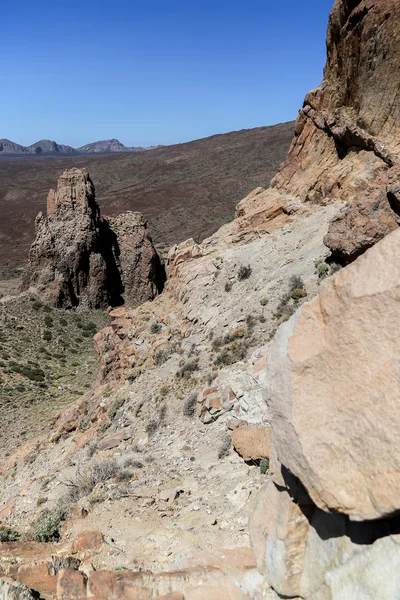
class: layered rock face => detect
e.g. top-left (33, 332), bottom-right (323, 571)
top-left (23, 168), bottom-right (165, 308)
top-left (271, 0), bottom-right (400, 262)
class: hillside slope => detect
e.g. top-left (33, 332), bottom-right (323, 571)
top-left (0, 123), bottom-right (294, 270)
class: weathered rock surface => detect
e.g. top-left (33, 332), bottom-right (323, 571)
top-left (23, 168), bottom-right (164, 308)
top-left (271, 0), bottom-right (400, 261)
top-left (266, 229), bottom-right (400, 520)
top-left (231, 427), bottom-right (271, 462)
top-left (107, 212), bottom-right (165, 305)
top-left (0, 578), bottom-right (38, 600)
top-left (249, 480), bottom-right (400, 599)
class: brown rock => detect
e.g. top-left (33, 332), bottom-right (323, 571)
top-left (265, 229), bottom-right (400, 520)
top-left (72, 531), bottom-right (104, 553)
top-left (88, 571), bottom-right (150, 599)
top-left (106, 212), bottom-right (165, 305)
top-left (56, 569), bottom-right (86, 600)
top-left (11, 562), bottom-right (57, 599)
top-left (23, 168), bottom-right (165, 309)
top-left (231, 426), bottom-right (271, 462)
top-left (269, 0), bottom-right (400, 260)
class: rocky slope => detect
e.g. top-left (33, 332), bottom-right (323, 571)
top-left (0, 0), bottom-right (399, 599)
top-left (22, 168), bottom-right (165, 309)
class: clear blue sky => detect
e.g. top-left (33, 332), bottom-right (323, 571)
top-left (1, 0), bottom-right (334, 148)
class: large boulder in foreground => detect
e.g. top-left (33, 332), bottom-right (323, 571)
top-left (249, 481), bottom-right (400, 599)
top-left (23, 168), bottom-right (165, 308)
top-left (265, 228), bottom-right (400, 521)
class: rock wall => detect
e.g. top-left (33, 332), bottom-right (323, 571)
top-left (272, 0), bottom-right (400, 262)
top-left (23, 168), bottom-right (165, 309)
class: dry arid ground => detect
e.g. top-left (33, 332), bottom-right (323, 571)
top-left (0, 122), bottom-right (294, 271)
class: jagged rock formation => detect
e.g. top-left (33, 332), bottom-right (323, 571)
top-left (263, 0), bottom-right (400, 264)
top-left (23, 168), bottom-right (165, 308)
top-left (107, 212), bottom-right (165, 305)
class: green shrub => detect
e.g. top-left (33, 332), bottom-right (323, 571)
top-left (183, 392), bottom-right (198, 417)
top-left (317, 262), bottom-right (330, 279)
top-left (44, 315), bottom-right (53, 328)
top-left (9, 363), bottom-right (45, 382)
top-left (260, 296), bottom-right (268, 306)
top-left (154, 347), bottom-right (173, 365)
top-left (159, 384), bottom-right (169, 398)
top-left (225, 282), bottom-right (233, 292)
top-left (291, 288), bottom-right (306, 301)
top-left (0, 526), bottom-right (20, 542)
top-left (32, 301), bottom-right (43, 311)
top-left (176, 358), bottom-right (199, 378)
top-left (260, 457), bottom-right (270, 474)
top-left (237, 264), bottom-right (252, 280)
top-left (82, 321), bottom-right (97, 332)
top-left (43, 330), bottom-right (52, 341)
top-left (33, 507), bottom-right (66, 542)
top-left (109, 396), bottom-right (125, 420)
top-left (218, 435), bottom-right (231, 459)
top-left (43, 305), bottom-right (52, 313)
top-left (149, 322), bottom-right (162, 334)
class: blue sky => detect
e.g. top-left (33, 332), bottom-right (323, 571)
top-left (1, 0), bottom-right (334, 147)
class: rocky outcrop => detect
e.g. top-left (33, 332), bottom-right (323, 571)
top-left (266, 228), bottom-right (400, 521)
top-left (23, 168), bottom-right (165, 308)
top-left (107, 212), bottom-right (165, 305)
top-left (269, 0), bottom-right (400, 262)
top-left (249, 229), bottom-right (400, 597)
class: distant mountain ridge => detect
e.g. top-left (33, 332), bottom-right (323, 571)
top-left (0, 138), bottom-right (157, 156)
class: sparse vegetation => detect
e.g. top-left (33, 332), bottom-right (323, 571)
top-left (317, 262), bottom-right (330, 279)
top-left (154, 347), bottom-right (173, 365)
top-left (149, 322), bottom-right (162, 334)
top-left (274, 275), bottom-right (307, 323)
top-left (316, 261), bottom-right (341, 279)
top-left (64, 459), bottom-right (119, 504)
top-left (32, 506), bottom-right (67, 542)
top-left (159, 384), bottom-right (169, 398)
top-left (0, 525), bottom-right (20, 542)
top-left (183, 392), bottom-right (198, 417)
top-left (225, 281), bottom-right (233, 292)
top-left (176, 358), bottom-right (199, 378)
top-left (218, 435), bottom-right (231, 459)
top-left (237, 264), bottom-right (252, 281)
top-left (145, 420), bottom-right (159, 437)
top-left (108, 396), bottom-right (125, 420)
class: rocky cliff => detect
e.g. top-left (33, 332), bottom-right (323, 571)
top-left (23, 168), bottom-right (165, 308)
